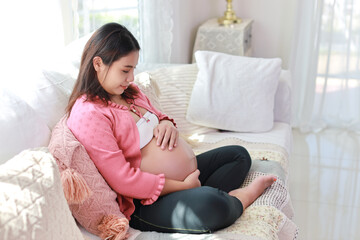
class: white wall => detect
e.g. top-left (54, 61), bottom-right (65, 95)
top-left (171, 0), bottom-right (297, 69)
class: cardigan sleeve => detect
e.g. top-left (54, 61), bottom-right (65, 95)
top-left (67, 99), bottom-right (165, 203)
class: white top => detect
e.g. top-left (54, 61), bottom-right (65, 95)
top-left (136, 111), bottom-right (159, 149)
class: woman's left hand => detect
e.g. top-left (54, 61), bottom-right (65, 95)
top-left (154, 120), bottom-right (178, 150)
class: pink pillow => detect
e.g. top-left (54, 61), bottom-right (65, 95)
top-left (48, 116), bottom-right (129, 240)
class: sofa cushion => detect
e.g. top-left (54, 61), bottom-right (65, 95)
top-left (186, 51), bottom-right (282, 133)
top-left (275, 70), bottom-right (292, 124)
top-left (48, 116), bottom-right (129, 239)
top-left (22, 33), bottom-right (91, 130)
top-left (0, 89), bottom-right (51, 164)
top-left (140, 64), bottom-right (214, 137)
top-left (0, 148), bottom-right (83, 240)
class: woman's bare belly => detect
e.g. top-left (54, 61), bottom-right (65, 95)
top-left (140, 137), bottom-right (197, 181)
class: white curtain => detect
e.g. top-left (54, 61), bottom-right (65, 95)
top-left (60, 0), bottom-right (79, 45)
top-left (290, 0), bottom-right (360, 132)
top-left (138, 0), bottom-right (174, 63)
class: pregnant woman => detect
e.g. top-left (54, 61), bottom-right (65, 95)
top-left (66, 22), bottom-right (276, 234)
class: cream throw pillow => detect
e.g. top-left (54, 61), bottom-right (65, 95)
top-left (0, 148), bottom-right (84, 240)
top-left (136, 64), bottom-right (214, 137)
top-left (0, 89), bottom-right (51, 164)
top-left (187, 51), bottom-right (282, 133)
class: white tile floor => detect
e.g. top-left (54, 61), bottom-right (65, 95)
top-left (289, 128), bottom-right (360, 240)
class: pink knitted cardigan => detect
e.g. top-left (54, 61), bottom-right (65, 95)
top-left (66, 84), bottom-right (174, 218)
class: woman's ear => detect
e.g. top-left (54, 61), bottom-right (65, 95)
top-left (93, 56), bottom-right (103, 72)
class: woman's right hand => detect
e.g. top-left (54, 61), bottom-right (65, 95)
top-left (184, 169), bottom-right (201, 189)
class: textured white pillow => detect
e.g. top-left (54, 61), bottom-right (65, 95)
top-left (135, 72), bottom-right (163, 112)
top-left (0, 148), bottom-right (84, 240)
top-left (142, 64), bottom-right (214, 137)
top-left (187, 51), bottom-right (282, 132)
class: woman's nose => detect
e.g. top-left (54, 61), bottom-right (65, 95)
top-left (127, 72), bottom-right (135, 82)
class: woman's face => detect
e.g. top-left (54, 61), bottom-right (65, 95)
top-left (94, 51), bottom-right (139, 96)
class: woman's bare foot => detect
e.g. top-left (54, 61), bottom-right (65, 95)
top-left (228, 175), bottom-right (277, 209)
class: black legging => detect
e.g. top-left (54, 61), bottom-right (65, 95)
top-left (129, 145), bottom-right (252, 234)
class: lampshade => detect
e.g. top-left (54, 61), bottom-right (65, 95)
top-left (218, 0), bottom-right (241, 25)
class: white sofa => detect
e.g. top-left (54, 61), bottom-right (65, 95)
top-left (0, 37), bottom-right (298, 240)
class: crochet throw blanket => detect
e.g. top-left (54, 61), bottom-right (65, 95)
top-left (131, 138), bottom-right (299, 240)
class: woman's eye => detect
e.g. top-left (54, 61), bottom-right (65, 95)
top-left (123, 70), bottom-right (129, 73)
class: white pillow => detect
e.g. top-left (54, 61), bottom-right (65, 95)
top-left (186, 51), bottom-right (282, 133)
top-left (0, 89), bottom-right (51, 164)
top-left (0, 148), bottom-right (84, 240)
top-left (41, 33), bottom-right (92, 96)
top-left (38, 34), bottom-right (91, 129)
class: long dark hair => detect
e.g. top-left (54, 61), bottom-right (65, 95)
top-left (66, 22), bottom-right (140, 114)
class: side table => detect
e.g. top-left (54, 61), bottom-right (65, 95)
top-left (192, 18), bottom-right (253, 62)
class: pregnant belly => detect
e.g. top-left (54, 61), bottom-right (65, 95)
top-left (140, 137), bottom-right (197, 181)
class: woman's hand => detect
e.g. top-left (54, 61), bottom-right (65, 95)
top-left (154, 120), bottom-right (178, 150)
top-left (161, 169), bottom-right (201, 196)
top-left (183, 169), bottom-right (201, 189)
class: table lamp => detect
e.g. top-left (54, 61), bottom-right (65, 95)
top-left (218, 0), bottom-right (242, 25)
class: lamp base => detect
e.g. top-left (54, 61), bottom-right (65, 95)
top-left (218, 0), bottom-right (242, 26)
top-left (218, 16), bottom-right (242, 26)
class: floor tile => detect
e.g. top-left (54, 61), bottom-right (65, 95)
top-left (289, 156), bottom-right (360, 207)
top-left (292, 200), bottom-right (360, 240)
top-left (292, 129), bottom-right (360, 161)
top-left (290, 128), bottom-right (360, 239)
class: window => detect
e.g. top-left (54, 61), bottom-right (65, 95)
top-left (76, 0), bottom-right (139, 41)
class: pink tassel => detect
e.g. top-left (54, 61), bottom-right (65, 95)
top-left (98, 215), bottom-right (129, 240)
top-left (61, 168), bottom-right (93, 204)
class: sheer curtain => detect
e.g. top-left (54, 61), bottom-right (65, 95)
top-left (138, 0), bottom-right (174, 63)
top-left (290, 0), bottom-right (360, 132)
